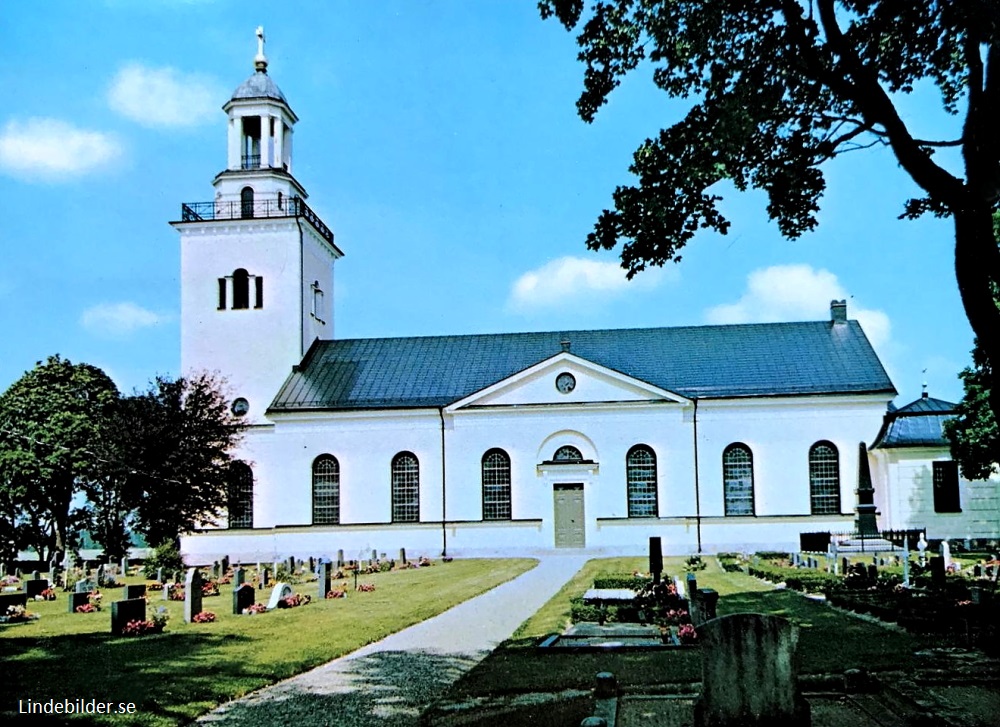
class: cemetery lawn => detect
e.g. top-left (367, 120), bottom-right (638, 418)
top-left (444, 556), bottom-right (931, 701)
top-left (0, 558), bottom-right (535, 726)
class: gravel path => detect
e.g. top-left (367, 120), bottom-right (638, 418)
top-left (195, 554), bottom-right (588, 726)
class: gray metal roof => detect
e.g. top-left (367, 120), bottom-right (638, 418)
top-left (871, 395), bottom-right (957, 449)
top-left (230, 71), bottom-right (289, 106)
top-left (269, 320), bottom-right (895, 412)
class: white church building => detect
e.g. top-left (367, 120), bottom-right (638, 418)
top-left (175, 35), bottom-right (998, 563)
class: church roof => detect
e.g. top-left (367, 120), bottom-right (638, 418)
top-left (230, 70), bottom-right (290, 107)
top-left (269, 319), bottom-right (895, 411)
top-left (870, 395), bottom-right (957, 449)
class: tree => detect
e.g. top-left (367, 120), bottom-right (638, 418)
top-left (540, 1), bottom-right (1000, 417)
top-left (106, 373), bottom-right (247, 546)
top-left (0, 356), bottom-right (119, 561)
top-left (945, 340), bottom-right (998, 480)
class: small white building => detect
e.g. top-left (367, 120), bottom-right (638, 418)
top-left (174, 35), bottom-right (998, 563)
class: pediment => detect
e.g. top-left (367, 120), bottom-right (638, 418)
top-left (445, 352), bottom-right (690, 412)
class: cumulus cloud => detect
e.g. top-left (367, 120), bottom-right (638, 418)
top-left (705, 264), bottom-right (891, 351)
top-left (81, 302), bottom-right (166, 337)
top-left (108, 63), bottom-right (223, 128)
top-left (507, 256), bottom-right (674, 312)
top-left (0, 118), bottom-right (122, 180)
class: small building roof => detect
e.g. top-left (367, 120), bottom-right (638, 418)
top-left (270, 319), bottom-right (895, 412)
top-left (229, 70), bottom-right (290, 107)
top-left (871, 394), bottom-right (957, 449)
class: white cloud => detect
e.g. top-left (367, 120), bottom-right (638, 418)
top-left (0, 118), bottom-right (122, 180)
top-left (108, 63), bottom-right (223, 128)
top-left (705, 264), bottom-right (891, 351)
top-left (81, 302), bottom-right (165, 337)
top-left (507, 256), bottom-right (674, 312)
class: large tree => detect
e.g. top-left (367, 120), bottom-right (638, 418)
top-left (540, 1), bottom-right (1000, 416)
top-left (0, 356), bottom-right (119, 561)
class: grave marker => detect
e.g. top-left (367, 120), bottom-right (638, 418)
top-left (262, 568), bottom-right (270, 587)
top-left (25, 578), bottom-right (48, 599)
top-left (317, 562), bottom-right (330, 600)
top-left (69, 591), bottom-right (89, 613)
top-left (121, 557), bottom-right (129, 577)
top-left (266, 582), bottom-right (293, 610)
top-left (694, 614), bottom-right (810, 727)
top-left (110, 598), bottom-right (146, 636)
top-left (917, 532), bottom-right (928, 565)
top-left (184, 568), bottom-right (203, 623)
top-left (940, 541), bottom-right (952, 570)
top-left (337, 549), bottom-right (344, 567)
top-left (649, 537), bottom-right (663, 584)
top-left (124, 584), bottom-right (146, 600)
top-left (930, 556), bottom-right (946, 588)
top-left (75, 578), bottom-right (96, 593)
top-left (233, 584), bottom-right (255, 615)
top-left (233, 566), bottom-right (245, 587)
top-left (287, 556), bottom-right (295, 574)
top-left (308, 556), bottom-right (315, 573)
top-left (221, 555), bottom-right (230, 574)
top-left (156, 567), bottom-right (164, 585)
top-left (398, 548), bottom-right (406, 565)
top-left (0, 591), bottom-right (28, 612)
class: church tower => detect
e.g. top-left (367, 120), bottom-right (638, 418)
top-left (172, 28), bottom-right (342, 423)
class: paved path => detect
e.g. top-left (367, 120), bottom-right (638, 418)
top-left (197, 555), bottom-right (588, 726)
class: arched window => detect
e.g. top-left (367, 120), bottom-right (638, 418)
top-left (723, 444), bottom-right (755, 516)
top-left (809, 441), bottom-right (841, 514)
top-left (553, 445), bottom-right (583, 462)
top-left (391, 452), bottom-right (420, 523)
top-left (240, 186), bottom-right (255, 218)
top-left (312, 455), bottom-right (340, 525)
top-left (626, 445), bottom-right (658, 518)
top-left (232, 268), bottom-right (250, 309)
top-left (227, 462), bottom-right (254, 529)
top-left (482, 449), bottom-right (512, 520)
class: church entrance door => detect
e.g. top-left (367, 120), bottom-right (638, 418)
top-left (553, 483), bottom-right (585, 548)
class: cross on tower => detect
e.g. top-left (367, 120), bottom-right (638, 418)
top-left (255, 26), bottom-right (267, 72)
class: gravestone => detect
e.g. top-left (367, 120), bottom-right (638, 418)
top-left (689, 588), bottom-right (719, 626)
top-left (866, 565), bottom-right (878, 582)
top-left (273, 560), bottom-right (280, 578)
top-left (75, 578), bottom-right (96, 594)
top-left (120, 557), bottom-right (129, 576)
top-left (694, 614), bottom-right (810, 727)
top-left (48, 558), bottom-right (57, 579)
top-left (674, 575), bottom-right (686, 599)
top-left (184, 568), bottom-right (203, 623)
top-left (0, 591), bottom-right (28, 612)
top-left (233, 584), bottom-right (255, 615)
top-left (841, 557), bottom-right (849, 576)
top-left (15, 567), bottom-right (22, 579)
top-left (287, 556), bottom-right (295, 574)
top-left (398, 548), bottom-right (406, 565)
top-left (173, 571), bottom-right (182, 584)
top-left (25, 578), bottom-right (48, 599)
top-left (261, 568), bottom-right (270, 587)
top-left (110, 598), bottom-right (146, 636)
top-left (308, 556), bottom-right (315, 573)
top-left (96, 564), bottom-right (105, 587)
top-left (221, 555), bottom-right (230, 574)
top-left (233, 566), bottom-right (245, 588)
top-left (930, 556), bottom-right (946, 588)
top-left (124, 584), bottom-right (146, 600)
top-left (317, 562), bottom-right (330, 600)
top-left (255, 561), bottom-right (261, 576)
top-left (649, 537), bottom-right (663, 583)
top-left (212, 561), bottom-right (221, 580)
top-left (974, 564), bottom-right (983, 578)
top-left (917, 532), bottom-right (928, 565)
top-left (69, 591), bottom-right (90, 613)
top-left (902, 538), bottom-right (911, 588)
top-left (940, 541), bottom-right (952, 569)
top-left (266, 582), bottom-right (294, 610)
top-left (156, 567), bottom-right (164, 585)
top-left (686, 572), bottom-right (698, 593)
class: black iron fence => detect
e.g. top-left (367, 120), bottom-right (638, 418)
top-left (178, 196), bottom-right (335, 246)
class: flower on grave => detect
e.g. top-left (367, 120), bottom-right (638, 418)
top-left (278, 593), bottom-right (312, 608)
top-left (168, 585), bottom-right (185, 601)
top-left (147, 582), bottom-right (164, 591)
top-left (217, 576), bottom-right (232, 585)
top-left (243, 602), bottom-right (267, 615)
top-left (201, 581), bottom-right (220, 597)
top-left (1, 575), bottom-right (20, 586)
top-left (326, 588), bottom-right (347, 599)
top-left (151, 607), bottom-right (169, 630)
top-left (356, 583), bottom-right (376, 593)
top-left (677, 623), bottom-right (698, 644)
top-left (955, 599), bottom-right (973, 607)
top-left (3, 604), bottom-right (39, 623)
top-left (75, 603), bottom-right (97, 614)
top-left (192, 611), bottom-right (216, 623)
top-left (417, 556), bottom-right (432, 567)
top-left (121, 619), bottom-right (163, 637)
top-left (38, 588), bottom-right (56, 601)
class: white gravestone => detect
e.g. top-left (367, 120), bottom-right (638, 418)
top-left (266, 582), bottom-right (294, 610)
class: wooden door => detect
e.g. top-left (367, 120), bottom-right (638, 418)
top-left (553, 483), bottom-right (585, 548)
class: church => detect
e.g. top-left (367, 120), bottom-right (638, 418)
top-left (175, 33), bottom-right (998, 563)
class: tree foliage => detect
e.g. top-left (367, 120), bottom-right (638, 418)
top-left (945, 341), bottom-right (998, 480)
top-left (540, 0), bottom-right (1000, 417)
top-left (0, 356), bottom-right (119, 561)
top-left (0, 359), bottom-right (245, 562)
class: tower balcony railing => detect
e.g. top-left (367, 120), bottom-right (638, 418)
top-left (178, 196), bottom-right (335, 246)
top-left (241, 154), bottom-right (261, 169)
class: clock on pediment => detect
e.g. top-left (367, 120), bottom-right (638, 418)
top-left (555, 372), bottom-right (576, 394)
top-left (231, 397), bottom-right (250, 417)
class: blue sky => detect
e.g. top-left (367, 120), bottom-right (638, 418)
top-left (0, 1), bottom-right (975, 406)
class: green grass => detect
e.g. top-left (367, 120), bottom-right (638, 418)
top-left (441, 555), bottom-right (929, 704)
top-left (0, 558), bottom-right (535, 726)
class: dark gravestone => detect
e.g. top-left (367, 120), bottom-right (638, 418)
top-left (69, 591), bottom-right (90, 613)
top-left (110, 598), bottom-right (146, 636)
top-left (317, 562), bottom-right (330, 600)
top-left (649, 537), bottom-right (663, 584)
top-left (930, 556), bottom-right (946, 588)
top-left (125, 584), bottom-right (146, 600)
top-left (842, 557), bottom-right (849, 575)
top-left (337, 549), bottom-right (345, 567)
top-left (287, 556), bottom-right (295, 574)
top-left (686, 572), bottom-right (699, 593)
top-left (0, 591), bottom-right (28, 612)
top-left (689, 588), bottom-right (719, 627)
top-left (25, 579), bottom-right (48, 599)
top-left (695, 614), bottom-right (810, 727)
top-left (212, 561), bottom-right (221, 580)
top-left (31, 570), bottom-right (40, 580)
top-left (866, 565), bottom-right (878, 583)
top-left (261, 568), bottom-right (270, 587)
top-left (233, 584), bottom-right (255, 615)
top-left (308, 556), bottom-right (315, 573)
top-left (974, 564), bottom-right (983, 578)
top-left (233, 566), bottom-right (245, 587)
top-left (398, 548), bottom-right (406, 565)
top-left (371, 549), bottom-right (378, 563)
top-left (221, 555), bottom-right (230, 574)
top-left (184, 568), bottom-right (203, 623)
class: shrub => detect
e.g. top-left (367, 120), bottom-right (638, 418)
top-left (142, 540), bottom-right (184, 580)
top-left (592, 574), bottom-right (652, 590)
top-left (684, 555), bottom-right (707, 572)
top-left (756, 551), bottom-right (790, 561)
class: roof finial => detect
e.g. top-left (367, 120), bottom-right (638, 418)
top-left (254, 26), bottom-right (268, 73)
top-left (921, 369), bottom-right (928, 398)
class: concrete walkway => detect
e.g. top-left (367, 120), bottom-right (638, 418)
top-left (196, 554), bottom-right (589, 726)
